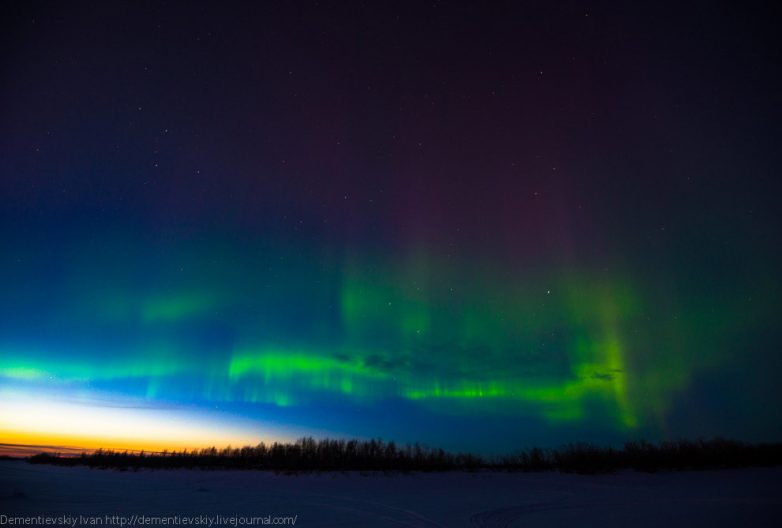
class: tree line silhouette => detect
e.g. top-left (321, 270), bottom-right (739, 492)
top-left (27, 437), bottom-right (782, 474)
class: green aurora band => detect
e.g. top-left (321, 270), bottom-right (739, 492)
top-left (2, 233), bottom-right (774, 447)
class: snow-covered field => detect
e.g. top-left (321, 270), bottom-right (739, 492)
top-left (1, 460), bottom-right (780, 527)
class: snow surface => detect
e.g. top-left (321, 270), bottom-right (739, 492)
top-left (1, 460), bottom-right (780, 527)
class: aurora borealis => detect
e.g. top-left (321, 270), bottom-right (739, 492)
top-left (1, 2), bottom-right (781, 454)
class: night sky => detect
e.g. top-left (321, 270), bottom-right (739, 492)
top-left (1, 1), bottom-right (781, 454)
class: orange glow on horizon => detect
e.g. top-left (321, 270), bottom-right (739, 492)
top-left (0, 392), bottom-right (293, 457)
top-left (0, 429), bottom-right (256, 456)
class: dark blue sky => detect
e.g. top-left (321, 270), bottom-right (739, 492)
top-left (1, 1), bottom-right (781, 453)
